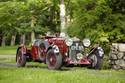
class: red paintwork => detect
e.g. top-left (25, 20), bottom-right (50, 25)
top-left (17, 36), bottom-right (91, 65)
top-left (47, 37), bottom-right (68, 57)
top-left (31, 46), bottom-right (39, 60)
top-left (28, 37), bottom-right (68, 61)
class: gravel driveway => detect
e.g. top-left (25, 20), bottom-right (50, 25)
top-left (0, 55), bottom-right (16, 68)
top-left (0, 55), bottom-right (15, 58)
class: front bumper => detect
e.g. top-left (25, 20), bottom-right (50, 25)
top-left (65, 57), bottom-right (91, 65)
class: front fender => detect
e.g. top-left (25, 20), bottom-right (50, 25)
top-left (88, 47), bottom-right (104, 58)
top-left (97, 47), bottom-right (104, 58)
top-left (47, 45), bottom-right (60, 54)
top-left (52, 45), bottom-right (60, 53)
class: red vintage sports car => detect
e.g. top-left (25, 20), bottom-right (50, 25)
top-left (16, 33), bottom-right (104, 70)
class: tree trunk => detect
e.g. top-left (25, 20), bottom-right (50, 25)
top-left (60, 0), bottom-right (66, 33)
top-left (1, 35), bottom-right (6, 46)
top-left (20, 34), bottom-right (25, 44)
top-left (11, 35), bottom-right (16, 46)
top-left (31, 31), bottom-right (35, 42)
top-left (31, 16), bottom-right (35, 42)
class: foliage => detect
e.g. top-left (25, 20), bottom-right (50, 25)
top-left (0, 0), bottom-right (60, 45)
top-left (0, 0), bottom-right (125, 46)
top-left (67, 0), bottom-right (125, 44)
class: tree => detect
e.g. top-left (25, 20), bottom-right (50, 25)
top-left (60, 0), bottom-right (66, 33)
top-left (0, 0), bottom-right (56, 46)
top-left (67, 0), bottom-right (125, 43)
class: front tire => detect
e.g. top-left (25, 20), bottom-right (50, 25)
top-left (88, 54), bottom-right (102, 69)
top-left (46, 49), bottom-right (62, 70)
top-left (16, 49), bottom-right (26, 67)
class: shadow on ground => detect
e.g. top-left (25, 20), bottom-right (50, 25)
top-left (0, 62), bottom-right (71, 71)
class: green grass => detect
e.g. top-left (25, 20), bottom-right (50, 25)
top-left (0, 56), bottom-right (124, 83)
top-left (0, 66), bottom-right (125, 83)
top-left (0, 46), bottom-right (125, 83)
top-left (0, 46), bottom-right (17, 55)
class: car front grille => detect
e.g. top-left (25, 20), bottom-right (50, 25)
top-left (69, 41), bottom-right (84, 61)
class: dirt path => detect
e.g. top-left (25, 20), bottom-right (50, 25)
top-left (0, 62), bottom-right (16, 68)
top-left (0, 55), bottom-right (15, 58)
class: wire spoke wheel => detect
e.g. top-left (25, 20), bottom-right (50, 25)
top-left (16, 49), bottom-right (26, 67)
top-left (88, 54), bottom-right (102, 69)
top-left (90, 54), bottom-right (98, 68)
top-left (46, 49), bottom-right (62, 70)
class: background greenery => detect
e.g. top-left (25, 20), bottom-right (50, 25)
top-left (0, 0), bottom-right (125, 45)
top-left (67, 0), bottom-right (125, 43)
top-left (66, 0), bottom-right (125, 54)
top-left (0, 0), bottom-right (125, 54)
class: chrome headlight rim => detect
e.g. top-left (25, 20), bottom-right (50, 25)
top-left (65, 38), bottom-right (73, 46)
top-left (60, 32), bottom-right (66, 38)
top-left (82, 38), bottom-right (91, 47)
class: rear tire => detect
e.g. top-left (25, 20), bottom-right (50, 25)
top-left (46, 49), bottom-right (62, 70)
top-left (16, 49), bottom-right (26, 67)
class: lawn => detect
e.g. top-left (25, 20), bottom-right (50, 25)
top-left (0, 66), bottom-right (125, 83)
top-left (0, 46), bottom-right (125, 83)
top-left (0, 46), bottom-right (17, 55)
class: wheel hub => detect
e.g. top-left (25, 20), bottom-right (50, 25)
top-left (50, 57), bottom-right (53, 62)
top-left (48, 53), bottom-right (56, 66)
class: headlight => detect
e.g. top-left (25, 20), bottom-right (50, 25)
top-left (60, 32), bottom-right (66, 38)
top-left (76, 53), bottom-right (83, 60)
top-left (65, 39), bottom-right (73, 46)
top-left (82, 38), bottom-right (91, 47)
